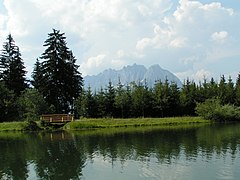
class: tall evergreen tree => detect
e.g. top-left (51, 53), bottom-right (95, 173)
top-left (32, 58), bottom-right (43, 90)
top-left (95, 87), bottom-right (106, 117)
top-left (0, 81), bottom-right (16, 122)
top-left (105, 81), bottom-right (115, 117)
top-left (168, 82), bottom-right (180, 116)
top-left (75, 87), bottom-right (96, 118)
top-left (0, 34), bottom-right (27, 96)
top-left (33, 29), bottom-right (83, 113)
top-left (225, 76), bottom-right (235, 104)
top-left (131, 82), bottom-right (147, 117)
top-left (115, 78), bottom-right (125, 118)
top-left (235, 73), bottom-right (240, 106)
top-left (180, 79), bottom-right (197, 116)
top-left (218, 75), bottom-right (227, 104)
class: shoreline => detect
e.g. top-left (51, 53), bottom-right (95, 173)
top-left (0, 117), bottom-right (210, 132)
top-left (64, 117), bottom-right (210, 130)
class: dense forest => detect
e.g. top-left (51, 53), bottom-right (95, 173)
top-left (0, 29), bottom-right (240, 122)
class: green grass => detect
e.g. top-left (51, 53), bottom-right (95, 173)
top-left (64, 117), bottom-right (210, 130)
top-left (0, 117), bottom-right (210, 132)
top-left (68, 123), bottom-right (209, 137)
top-left (0, 121), bottom-right (28, 131)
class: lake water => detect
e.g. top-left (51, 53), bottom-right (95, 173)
top-left (0, 123), bottom-right (240, 180)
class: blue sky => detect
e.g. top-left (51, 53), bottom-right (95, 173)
top-left (0, 0), bottom-right (240, 82)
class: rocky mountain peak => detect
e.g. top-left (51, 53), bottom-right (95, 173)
top-left (83, 64), bottom-right (182, 90)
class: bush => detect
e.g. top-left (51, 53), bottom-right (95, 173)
top-left (196, 98), bottom-right (240, 122)
top-left (195, 98), bottom-right (221, 120)
top-left (23, 121), bottom-right (41, 131)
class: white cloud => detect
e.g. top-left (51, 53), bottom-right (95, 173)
top-left (0, 14), bottom-right (7, 28)
top-left (169, 37), bottom-right (187, 48)
top-left (116, 50), bottom-right (125, 58)
top-left (195, 69), bottom-right (212, 80)
top-left (138, 4), bottom-right (152, 17)
top-left (80, 54), bottom-right (106, 76)
top-left (180, 56), bottom-right (199, 66)
top-left (136, 24), bottom-right (174, 51)
top-left (136, 38), bottom-right (153, 51)
top-left (175, 69), bottom-right (212, 82)
top-left (0, 0), bottom-right (239, 81)
top-left (211, 31), bottom-right (228, 43)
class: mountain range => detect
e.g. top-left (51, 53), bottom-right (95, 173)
top-left (83, 64), bottom-right (182, 90)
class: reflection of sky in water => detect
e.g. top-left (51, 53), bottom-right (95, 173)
top-left (1, 124), bottom-right (240, 180)
top-left (27, 162), bottom-right (37, 180)
top-left (81, 148), bottom-right (240, 180)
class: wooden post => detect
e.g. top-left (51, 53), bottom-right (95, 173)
top-left (50, 117), bottom-right (52, 122)
top-left (62, 117), bottom-right (64, 122)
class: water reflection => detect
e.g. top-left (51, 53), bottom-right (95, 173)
top-left (0, 123), bottom-right (240, 179)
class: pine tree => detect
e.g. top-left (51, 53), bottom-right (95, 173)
top-left (114, 78), bottom-right (125, 118)
top-left (218, 75), bottom-right (227, 104)
top-left (75, 87), bottom-right (96, 118)
top-left (168, 82), bottom-right (180, 116)
top-left (0, 81), bottom-right (15, 122)
top-left (0, 34), bottom-right (27, 96)
top-left (225, 76), bottom-right (235, 104)
top-left (96, 87), bottom-right (106, 117)
top-left (33, 29), bottom-right (83, 113)
top-left (32, 59), bottom-right (43, 90)
top-left (235, 73), bottom-right (240, 106)
top-left (152, 80), bottom-right (164, 117)
top-left (180, 79), bottom-right (197, 116)
top-left (105, 81), bottom-right (115, 117)
top-left (131, 82), bottom-right (147, 117)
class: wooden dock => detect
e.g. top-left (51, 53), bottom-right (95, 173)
top-left (40, 114), bottom-right (74, 124)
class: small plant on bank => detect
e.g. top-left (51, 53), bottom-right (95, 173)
top-left (196, 98), bottom-right (240, 122)
top-left (23, 121), bottom-right (42, 131)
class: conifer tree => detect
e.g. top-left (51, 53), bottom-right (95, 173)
top-left (0, 81), bottom-right (15, 122)
top-left (180, 79), bottom-right (197, 116)
top-left (32, 58), bottom-right (43, 91)
top-left (0, 34), bottom-right (27, 96)
top-left (95, 87), bottom-right (106, 117)
top-left (105, 81), bottom-right (115, 117)
top-left (235, 73), bottom-right (240, 106)
top-left (33, 29), bottom-right (83, 113)
top-left (218, 75), bottom-right (227, 104)
top-left (115, 78), bottom-right (125, 118)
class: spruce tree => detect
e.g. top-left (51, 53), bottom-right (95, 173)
top-left (0, 34), bottom-right (27, 96)
top-left (95, 87), bottom-right (106, 117)
top-left (0, 81), bottom-right (15, 122)
top-left (235, 73), bottom-right (240, 106)
top-left (32, 58), bottom-right (43, 90)
top-left (33, 29), bottom-right (83, 113)
top-left (105, 81), bottom-right (115, 117)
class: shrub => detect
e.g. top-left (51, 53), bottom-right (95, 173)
top-left (195, 98), bottom-right (221, 120)
top-left (196, 98), bottom-right (240, 122)
top-left (23, 121), bottom-right (42, 131)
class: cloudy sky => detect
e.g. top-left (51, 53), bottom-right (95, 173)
top-left (0, 0), bottom-right (240, 82)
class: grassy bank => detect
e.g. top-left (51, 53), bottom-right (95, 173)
top-left (64, 117), bottom-right (210, 130)
top-left (0, 121), bottom-right (28, 131)
top-left (0, 117), bottom-right (210, 132)
top-left (0, 121), bottom-right (42, 131)
top-left (69, 123), bottom-right (209, 137)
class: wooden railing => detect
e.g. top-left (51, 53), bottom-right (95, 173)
top-left (40, 114), bottom-right (74, 123)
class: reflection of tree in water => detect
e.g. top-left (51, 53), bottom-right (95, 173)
top-left (34, 132), bottom-right (86, 180)
top-left (0, 132), bottom-right (87, 180)
top-left (72, 124), bottom-right (240, 166)
top-left (74, 129), bottom-right (194, 165)
top-left (196, 124), bottom-right (240, 159)
top-left (1, 124), bottom-right (240, 179)
top-left (0, 138), bottom-right (29, 180)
